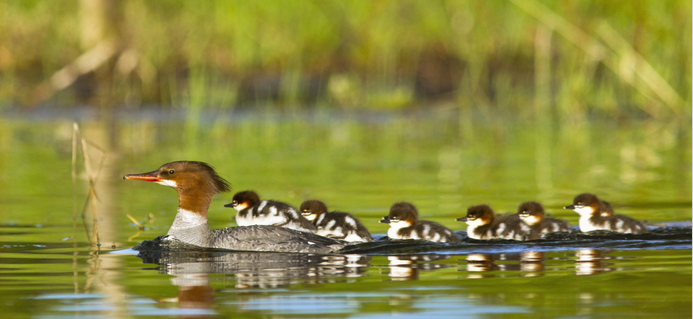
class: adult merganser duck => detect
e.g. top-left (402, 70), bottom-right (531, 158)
top-left (123, 161), bottom-right (346, 253)
top-left (224, 190), bottom-right (316, 233)
top-left (516, 201), bottom-right (571, 240)
top-left (563, 193), bottom-right (648, 234)
top-left (380, 202), bottom-right (460, 243)
top-left (299, 200), bottom-right (373, 242)
top-left (457, 205), bottom-right (530, 240)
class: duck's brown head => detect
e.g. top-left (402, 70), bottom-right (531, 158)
top-left (517, 201), bottom-right (545, 226)
top-left (381, 202), bottom-right (419, 227)
top-left (300, 200), bottom-right (328, 222)
top-left (124, 161), bottom-right (230, 214)
top-left (457, 205), bottom-right (495, 226)
top-left (224, 190), bottom-right (261, 211)
top-left (564, 193), bottom-right (600, 217)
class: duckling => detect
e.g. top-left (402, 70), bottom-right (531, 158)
top-left (380, 202), bottom-right (460, 243)
top-left (225, 190), bottom-right (316, 233)
top-left (517, 201), bottom-right (571, 239)
top-left (457, 205), bottom-right (530, 240)
top-left (300, 200), bottom-right (373, 242)
top-left (564, 193), bottom-right (648, 234)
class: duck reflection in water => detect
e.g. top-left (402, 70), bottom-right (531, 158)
top-left (136, 249), bottom-right (370, 309)
top-left (575, 249), bottom-right (614, 276)
top-left (387, 255), bottom-right (450, 281)
top-left (464, 251), bottom-right (546, 278)
top-left (465, 253), bottom-right (500, 278)
top-left (159, 273), bottom-right (215, 310)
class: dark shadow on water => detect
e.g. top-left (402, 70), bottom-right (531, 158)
top-left (339, 227), bottom-right (692, 255)
top-left (133, 226), bottom-right (691, 260)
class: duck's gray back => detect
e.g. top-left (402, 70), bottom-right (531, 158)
top-left (211, 225), bottom-right (347, 253)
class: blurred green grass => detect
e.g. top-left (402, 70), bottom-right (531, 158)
top-left (0, 0), bottom-right (690, 119)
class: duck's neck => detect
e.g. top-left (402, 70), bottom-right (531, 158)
top-left (178, 191), bottom-right (214, 218)
top-left (167, 192), bottom-right (215, 247)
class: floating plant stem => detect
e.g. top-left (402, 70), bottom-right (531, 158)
top-left (126, 214), bottom-right (144, 230)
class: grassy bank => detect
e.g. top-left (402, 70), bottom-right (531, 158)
top-left (0, 0), bottom-right (690, 120)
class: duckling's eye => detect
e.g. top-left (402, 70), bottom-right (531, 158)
top-left (168, 169), bottom-right (175, 174)
top-left (576, 202), bottom-right (582, 205)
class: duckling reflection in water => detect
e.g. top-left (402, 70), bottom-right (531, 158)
top-left (464, 252), bottom-right (545, 278)
top-left (387, 255), bottom-right (450, 281)
top-left (465, 254), bottom-right (500, 278)
top-left (575, 249), bottom-right (614, 276)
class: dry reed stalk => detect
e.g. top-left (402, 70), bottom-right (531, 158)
top-left (511, 0), bottom-right (685, 117)
top-left (596, 22), bottom-right (686, 115)
top-left (71, 122), bottom-right (107, 247)
top-left (71, 123), bottom-right (80, 292)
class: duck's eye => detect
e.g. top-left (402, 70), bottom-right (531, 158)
top-left (168, 169), bottom-right (175, 174)
top-left (576, 202), bottom-right (582, 205)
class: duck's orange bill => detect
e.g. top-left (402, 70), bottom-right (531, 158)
top-left (123, 171), bottom-right (161, 182)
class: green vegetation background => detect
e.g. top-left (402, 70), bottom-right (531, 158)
top-left (0, 0), bottom-right (690, 120)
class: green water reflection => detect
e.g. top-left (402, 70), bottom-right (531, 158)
top-left (0, 111), bottom-right (690, 318)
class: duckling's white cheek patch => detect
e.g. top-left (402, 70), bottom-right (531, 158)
top-left (573, 206), bottom-right (595, 216)
top-left (235, 203), bottom-right (248, 211)
top-left (465, 219), bottom-right (484, 227)
top-left (389, 220), bottom-right (411, 229)
top-left (521, 215), bottom-right (541, 226)
top-left (156, 180), bottom-right (177, 188)
top-left (303, 213), bottom-right (317, 221)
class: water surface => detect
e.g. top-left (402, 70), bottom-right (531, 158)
top-left (0, 109), bottom-right (690, 317)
